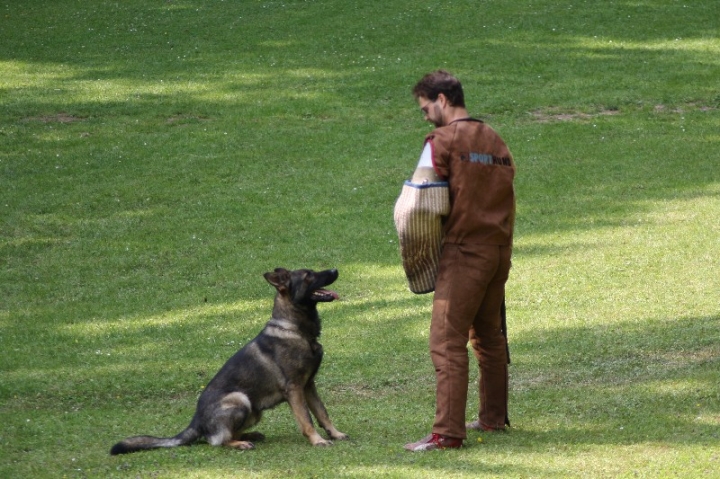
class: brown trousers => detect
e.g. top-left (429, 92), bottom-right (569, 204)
top-left (430, 243), bottom-right (511, 439)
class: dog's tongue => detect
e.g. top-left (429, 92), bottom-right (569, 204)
top-left (312, 289), bottom-right (339, 301)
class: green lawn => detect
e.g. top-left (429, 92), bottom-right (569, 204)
top-left (1, 1), bottom-right (719, 477)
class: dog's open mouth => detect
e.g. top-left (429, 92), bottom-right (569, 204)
top-left (311, 289), bottom-right (339, 302)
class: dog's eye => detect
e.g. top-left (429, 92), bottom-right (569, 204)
top-left (299, 270), bottom-right (316, 285)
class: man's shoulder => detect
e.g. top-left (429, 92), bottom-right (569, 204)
top-left (426, 124), bottom-right (457, 141)
top-left (429, 119), bottom-right (496, 141)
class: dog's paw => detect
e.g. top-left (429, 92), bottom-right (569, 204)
top-left (311, 438), bottom-right (333, 447)
top-left (324, 427), bottom-right (349, 441)
top-left (226, 440), bottom-right (255, 450)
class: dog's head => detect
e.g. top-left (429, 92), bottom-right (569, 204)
top-left (264, 268), bottom-right (339, 305)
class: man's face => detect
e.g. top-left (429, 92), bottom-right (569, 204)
top-left (417, 95), bottom-right (445, 127)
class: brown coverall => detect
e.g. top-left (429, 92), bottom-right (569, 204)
top-left (426, 118), bottom-right (515, 439)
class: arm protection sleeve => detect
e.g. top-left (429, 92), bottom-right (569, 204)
top-left (393, 143), bottom-right (450, 294)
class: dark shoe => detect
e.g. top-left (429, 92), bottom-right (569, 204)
top-left (404, 433), bottom-right (463, 451)
top-left (466, 420), bottom-right (506, 432)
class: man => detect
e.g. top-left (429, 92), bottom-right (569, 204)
top-left (403, 70), bottom-right (516, 451)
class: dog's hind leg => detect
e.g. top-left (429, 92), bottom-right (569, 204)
top-left (223, 430), bottom-right (264, 450)
top-left (207, 392), bottom-right (258, 450)
top-left (286, 386), bottom-right (330, 446)
top-left (207, 419), bottom-right (255, 450)
top-left (304, 380), bottom-right (349, 441)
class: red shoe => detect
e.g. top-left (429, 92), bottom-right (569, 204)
top-left (404, 433), bottom-right (463, 451)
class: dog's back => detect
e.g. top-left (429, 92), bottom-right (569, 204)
top-left (197, 316), bottom-right (322, 415)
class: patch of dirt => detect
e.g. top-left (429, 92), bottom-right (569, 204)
top-left (24, 113), bottom-right (86, 123)
top-left (654, 103), bottom-right (717, 113)
top-left (530, 102), bottom-right (716, 123)
top-left (530, 108), bottom-right (620, 123)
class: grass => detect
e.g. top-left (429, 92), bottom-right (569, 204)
top-left (1, 0), bottom-right (719, 477)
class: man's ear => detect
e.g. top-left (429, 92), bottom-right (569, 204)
top-left (436, 92), bottom-right (448, 107)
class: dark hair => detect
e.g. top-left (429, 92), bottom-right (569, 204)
top-left (412, 70), bottom-right (465, 108)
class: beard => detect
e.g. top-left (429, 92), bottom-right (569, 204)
top-left (431, 104), bottom-right (445, 127)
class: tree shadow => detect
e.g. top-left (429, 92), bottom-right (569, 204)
top-left (507, 314), bottom-right (720, 444)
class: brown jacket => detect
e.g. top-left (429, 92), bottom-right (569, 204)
top-left (427, 119), bottom-right (515, 245)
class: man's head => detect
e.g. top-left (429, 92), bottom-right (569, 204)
top-left (412, 70), bottom-right (465, 107)
top-left (412, 70), bottom-right (466, 127)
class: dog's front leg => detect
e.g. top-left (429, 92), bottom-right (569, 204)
top-left (304, 380), bottom-right (349, 441)
top-left (286, 386), bottom-right (331, 446)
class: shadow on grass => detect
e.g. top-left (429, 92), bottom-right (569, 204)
top-left (3, 2), bottom-right (720, 281)
top-left (5, 290), bottom-right (718, 430)
top-left (511, 314), bottom-right (719, 440)
top-left (31, 314), bottom-right (720, 477)
top-left (2, 280), bottom-right (718, 477)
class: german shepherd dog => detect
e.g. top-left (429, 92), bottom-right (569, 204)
top-left (110, 267), bottom-right (348, 455)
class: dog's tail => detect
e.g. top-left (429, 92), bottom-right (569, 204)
top-left (110, 425), bottom-right (200, 455)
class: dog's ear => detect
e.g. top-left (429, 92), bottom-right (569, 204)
top-left (264, 268), bottom-right (290, 292)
